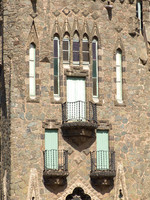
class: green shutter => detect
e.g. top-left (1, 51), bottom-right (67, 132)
top-left (45, 130), bottom-right (58, 169)
top-left (96, 130), bottom-right (109, 170)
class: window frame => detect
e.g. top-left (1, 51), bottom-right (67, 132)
top-left (92, 38), bottom-right (98, 98)
top-left (82, 36), bottom-right (89, 65)
top-left (29, 43), bottom-right (36, 99)
top-left (63, 36), bottom-right (70, 64)
top-left (116, 49), bottom-right (123, 104)
top-left (53, 36), bottom-right (60, 97)
top-left (73, 32), bottom-right (80, 65)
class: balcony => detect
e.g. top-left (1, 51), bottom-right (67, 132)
top-left (43, 150), bottom-right (68, 186)
top-left (61, 101), bottom-right (97, 145)
top-left (90, 150), bottom-right (116, 186)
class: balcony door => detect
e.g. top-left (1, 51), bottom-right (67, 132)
top-left (45, 130), bottom-right (58, 169)
top-left (96, 130), bottom-right (109, 170)
top-left (67, 77), bottom-right (85, 121)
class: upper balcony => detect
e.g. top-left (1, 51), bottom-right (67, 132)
top-left (61, 101), bottom-right (97, 144)
top-left (43, 150), bottom-right (68, 186)
top-left (90, 150), bottom-right (116, 186)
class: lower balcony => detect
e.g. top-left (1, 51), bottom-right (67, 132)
top-left (90, 150), bottom-right (116, 186)
top-left (43, 150), bottom-right (68, 186)
top-left (61, 101), bottom-right (97, 145)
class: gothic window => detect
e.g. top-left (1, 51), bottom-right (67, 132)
top-left (29, 43), bottom-right (36, 99)
top-left (82, 34), bottom-right (89, 65)
top-left (63, 33), bottom-right (70, 64)
top-left (92, 38), bottom-right (98, 98)
top-left (136, 0), bottom-right (143, 32)
top-left (53, 35), bottom-right (60, 96)
top-left (73, 31), bottom-right (80, 65)
top-left (116, 49), bottom-right (123, 104)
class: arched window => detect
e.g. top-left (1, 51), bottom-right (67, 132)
top-left (116, 49), bottom-right (123, 104)
top-left (136, 0), bottom-right (143, 32)
top-left (92, 38), bottom-right (98, 98)
top-left (82, 34), bottom-right (89, 65)
top-left (53, 35), bottom-right (60, 96)
top-left (73, 31), bottom-right (80, 65)
top-left (63, 33), bottom-right (70, 64)
top-left (29, 43), bottom-right (36, 99)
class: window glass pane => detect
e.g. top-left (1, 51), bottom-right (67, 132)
top-left (54, 76), bottom-right (58, 94)
top-left (93, 78), bottom-right (97, 96)
top-left (63, 51), bottom-right (69, 61)
top-left (29, 77), bottom-right (36, 97)
top-left (92, 61), bottom-right (97, 77)
top-left (92, 42), bottom-right (96, 60)
top-left (63, 40), bottom-right (68, 50)
top-left (54, 40), bottom-right (58, 57)
top-left (73, 52), bottom-right (79, 62)
top-left (73, 41), bottom-right (79, 51)
top-left (83, 52), bottom-right (89, 62)
top-left (54, 58), bottom-right (58, 75)
top-left (83, 42), bottom-right (89, 51)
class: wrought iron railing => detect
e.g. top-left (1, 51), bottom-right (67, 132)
top-left (43, 150), bottom-right (68, 171)
top-left (62, 101), bottom-right (97, 123)
top-left (90, 150), bottom-right (115, 172)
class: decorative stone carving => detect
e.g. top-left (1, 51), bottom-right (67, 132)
top-left (82, 10), bottom-right (89, 17)
top-left (91, 12), bottom-right (99, 20)
top-left (27, 168), bottom-right (41, 200)
top-left (53, 10), bottom-right (61, 17)
top-left (82, 20), bottom-right (90, 38)
top-left (63, 18), bottom-right (71, 34)
top-left (72, 7), bottom-right (80, 14)
top-left (27, 21), bottom-right (39, 48)
top-left (51, 20), bottom-right (62, 40)
top-left (114, 163), bottom-right (129, 200)
top-left (62, 8), bottom-right (70, 16)
top-left (115, 26), bottom-right (123, 33)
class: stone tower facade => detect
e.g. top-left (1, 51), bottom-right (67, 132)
top-left (0, 0), bottom-right (150, 200)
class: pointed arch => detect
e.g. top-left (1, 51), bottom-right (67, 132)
top-left (82, 33), bottom-right (89, 64)
top-left (63, 18), bottom-right (71, 34)
top-left (91, 22), bottom-right (101, 47)
top-left (71, 18), bottom-right (81, 38)
top-left (113, 37), bottom-right (125, 60)
top-left (26, 21), bottom-right (39, 100)
top-left (51, 20), bottom-right (62, 40)
top-left (63, 32), bottom-right (70, 64)
top-left (27, 21), bottom-right (39, 49)
top-left (81, 21), bottom-right (91, 40)
top-left (73, 31), bottom-right (80, 65)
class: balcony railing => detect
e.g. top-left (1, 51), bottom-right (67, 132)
top-left (43, 150), bottom-right (68, 171)
top-left (62, 101), bottom-right (97, 123)
top-left (90, 150), bottom-right (115, 172)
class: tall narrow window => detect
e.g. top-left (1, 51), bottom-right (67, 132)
top-left (82, 35), bottom-right (89, 65)
top-left (136, 0), bottom-right (143, 32)
top-left (63, 33), bottom-right (70, 64)
top-left (73, 32), bottom-right (80, 65)
top-left (29, 43), bottom-right (36, 99)
top-left (92, 38), bottom-right (98, 98)
top-left (53, 36), bottom-right (59, 96)
top-left (116, 49), bottom-right (123, 104)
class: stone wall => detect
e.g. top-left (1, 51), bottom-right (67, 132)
top-left (0, 0), bottom-right (150, 200)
